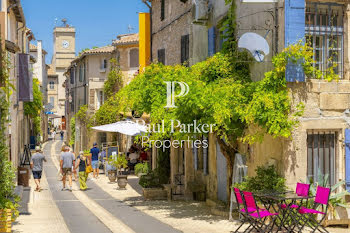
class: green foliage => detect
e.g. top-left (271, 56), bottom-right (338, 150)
top-left (24, 78), bottom-right (43, 135)
top-left (307, 171), bottom-right (349, 213)
top-left (76, 105), bottom-right (93, 130)
top-left (138, 149), bottom-right (170, 188)
top-left (139, 170), bottom-right (163, 188)
top-left (94, 93), bottom-right (122, 125)
top-left (0, 44), bottom-right (20, 218)
top-left (69, 117), bottom-right (75, 146)
top-left (104, 58), bottom-right (123, 99)
top-left (234, 165), bottom-right (286, 193)
top-left (135, 163), bottom-right (149, 175)
top-left (108, 155), bottom-right (128, 175)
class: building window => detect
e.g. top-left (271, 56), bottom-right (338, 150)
top-left (101, 59), bottom-right (107, 70)
top-left (161, 0), bottom-right (165, 21)
top-left (306, 3), bottom-right (344, 78)
top-left (307, 132), bottom-right (336, 186)
top-left (129, 48), bottom-right (139, 68)
top-left (97, 90), bottom-right (104, 110)
top-left (181, 34), bottom-right (189, 65)
top-left (49, 97), bottom-right (55, 108)
top-left (49, 81), bottom-right (54, 89)
top-left (157, 49), bottom-right (165, 65)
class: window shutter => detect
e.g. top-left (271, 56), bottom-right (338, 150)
top-left (345, 129), bottom-right (350, 192)
top-left (161, 0), bottom-right (165, 21)
top-left (285, 0), bottom-right (305, 82)
top-left (18, 53), bottom-right (32, 102)
top-left (181, 34), bottom-right (189, 65)
top-left (208, 27), bottom-right (216, 56)
top-left (157, 49), bottom-right (165, 64)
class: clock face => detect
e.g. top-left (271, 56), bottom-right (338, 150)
top-left (62, 40), bottom-right (70, 48)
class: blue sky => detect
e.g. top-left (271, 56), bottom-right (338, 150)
top-left (22, 0), bottom-right (148, 64)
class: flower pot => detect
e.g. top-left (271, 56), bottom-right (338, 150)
top-left (117, 175), bottom-right (128, 189)
top-left (108, 171), bottom-right (117, 183)
top-left (0, 209), bottom-right (12, 233)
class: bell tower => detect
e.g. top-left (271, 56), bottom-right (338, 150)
top-left (52, 19), bottom-right (76, 126)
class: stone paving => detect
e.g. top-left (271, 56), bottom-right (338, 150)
top-left (12, 139), bottom-right (350, 233)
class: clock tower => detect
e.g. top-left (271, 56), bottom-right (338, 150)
top-left (51, 20), bottom-right (76, 127)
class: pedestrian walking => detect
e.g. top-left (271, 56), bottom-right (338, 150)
top-left (30, 146), bottom-right (47, 192)
top-left (60, 146), bottom-right (75, 191)
top-left (60, 130), bottom-right (64, 141)
top-left (75, 151), bottom-right (89, 191)
top-left (51, 130), bottom-right (56, 141)
top-left (90, 142), bottom-right (100, 179)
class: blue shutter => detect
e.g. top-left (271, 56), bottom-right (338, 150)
top-left (345, 129), bottom-right (350, 192)
top-left (208, 27), bottom-right (216, 56)
top-left (285, 0), bottom-right (305, 82)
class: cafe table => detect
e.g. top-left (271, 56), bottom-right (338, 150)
top-left (256, 192), bottom-right (314, 233)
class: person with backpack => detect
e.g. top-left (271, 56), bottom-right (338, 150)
top-left (75, 151), bottom-right (90, 191)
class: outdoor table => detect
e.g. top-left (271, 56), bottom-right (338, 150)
top-left (256, 192), bottom-right (314, 233)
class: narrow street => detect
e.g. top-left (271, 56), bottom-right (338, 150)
top-left (14, 139), bottom-right (182, 233)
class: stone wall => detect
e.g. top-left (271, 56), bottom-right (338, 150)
top-left (151, 0), bottom-right (192, 65)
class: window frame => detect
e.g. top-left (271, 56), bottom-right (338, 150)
top-left (49, 81), bottom-right (54, 90)
top-left (307, 131), bottom-right (337, 186)
top-left (305, 2), bottom-right (344, 78)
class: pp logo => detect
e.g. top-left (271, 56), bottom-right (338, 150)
top-left (164, 81), bottom-right (189, 108)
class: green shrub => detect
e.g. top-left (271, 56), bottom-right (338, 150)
top-left (135, 163), bottom-right (149, 175)
top-left (139, 171), bottom-right (163, 188)
top-left (234, 165), bottom-right (286, 193)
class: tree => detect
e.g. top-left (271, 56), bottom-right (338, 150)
top-left (94, 0), bottom-right (338, 201)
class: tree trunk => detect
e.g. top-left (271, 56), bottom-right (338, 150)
top-left (216, 136), bottom-right (237, 202)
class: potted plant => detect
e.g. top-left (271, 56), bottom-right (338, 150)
top-left (307, 173), bottom-right (350, 227)
top-left (107, 156), bottom-right (118, 183)
top-left (109, 155), bottom-right (128, 189)
top-left (139, 171), bottom-right (167, 200)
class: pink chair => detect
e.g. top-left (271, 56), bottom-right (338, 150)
top-left (298, 186), bottom-right (331, 233)
top-left (241, 191), bottom-right (279, 232)
top-left (281, 182), bottom-right (310, 209)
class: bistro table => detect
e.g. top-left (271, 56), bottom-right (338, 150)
top-left (256, 192), bottom-right (314, 233)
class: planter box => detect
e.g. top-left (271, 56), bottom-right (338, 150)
top-left (0, 209), bottom-right (12, 233)
top-left (142, 187), bottom-right (167, 200)
top-left (323, 206), bottom-right (350, 228)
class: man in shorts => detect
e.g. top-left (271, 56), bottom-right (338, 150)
top-left (90, 142), bottom-right (100, 180)
top-left (30, 146), bottom-right (46, 192)
top-left (60, 146), bottom-right (75, 191)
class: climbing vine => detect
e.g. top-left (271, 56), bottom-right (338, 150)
top-left (69, 116), bottom-right (75, 146)
top-left (103, 58), bottom-right (123, 99)
top-left (24, 78), bottom-right (43, 135)
top-left (0, 39), bottom-right (20, 218)
top-left (94, 0), bottom-right (339, 201)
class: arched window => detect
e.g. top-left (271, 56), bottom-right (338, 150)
top-left (129, 48), bottom-right (139, 68)
top-left (49, 81), bottom-right (54, 89)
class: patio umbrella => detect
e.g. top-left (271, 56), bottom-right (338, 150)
top-left (91, 119), bottom-right (148, 136)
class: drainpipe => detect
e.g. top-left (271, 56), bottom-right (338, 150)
top-left (142, 0), bottom-right (152, 61)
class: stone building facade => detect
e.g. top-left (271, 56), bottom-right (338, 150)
top-left (65, 33), bottom-right (139, 152)
top-left (149, 0), bottom-right (350, 207)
